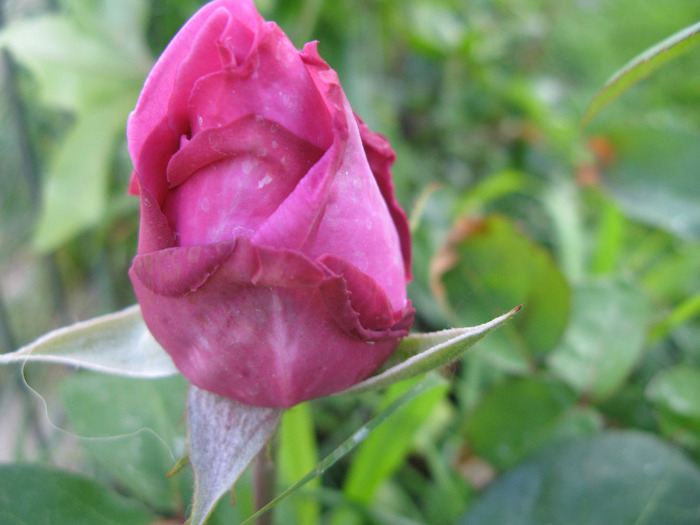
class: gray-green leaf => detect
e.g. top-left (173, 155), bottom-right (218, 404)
top-left (187, 386), bottom-right (282, 525)
top-left (460, 431), bottom-right (700, 525)
top-left (336, 307), bottom-right (519, 396)
top-left (0, 305), bottom-right (177, 378)
top-left (0, 464), bottom-right (158, 525)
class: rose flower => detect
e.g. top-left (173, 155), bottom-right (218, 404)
top-left (128, 0), bottom-right (414, 408)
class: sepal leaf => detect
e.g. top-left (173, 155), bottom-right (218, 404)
top-left (187, 386), bottom-right (282, 525)
top-left (0, 305), bottom-right (177, 377)
top-left (336, 306), bottom-right (520, 396)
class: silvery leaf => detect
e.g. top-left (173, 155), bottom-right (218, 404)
top-left (187, 386), bottom-right (282, 525)
top-left (0, 305), bottom-right (177, 377)
top-left (337, 306), bottom-right (520, 396)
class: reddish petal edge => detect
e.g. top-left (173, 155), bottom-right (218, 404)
top-left (355, 116), bottom-right (412, 281)
top-left (319, 255), bottom-right (415, 342)
top-left (131, 238), bottom-right (414, 343)
top-left (131, 237), bottom-right (327, 297)
top-left (136, 182), bottom-right (176, 253)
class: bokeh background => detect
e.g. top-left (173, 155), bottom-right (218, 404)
top-left (1, 0), bottom-right (700, 523)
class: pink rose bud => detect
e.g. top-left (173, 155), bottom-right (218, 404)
top-left (127, 0), bottom-right (414, 408)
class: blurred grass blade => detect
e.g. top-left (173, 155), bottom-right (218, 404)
top-left (336, 307), bottom-right (520, 397)
top-left (242, 373), bottom-right (445, 524)
top-left (648, 292), bottom-right (700, 343)
top-left (277, 403), bottom-right (320, 525)
top-left (583, 20), bottom-right (700, 125)
top-left (342, 377), bottom-right (449, 505)
top-left (0, 305), bottom-right (178, 377)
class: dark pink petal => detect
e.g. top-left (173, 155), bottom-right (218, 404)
top-left (135, 182), bottom-right (176, 253)
top-left (186, 24), bottom-right (332, 150)
top-left (163, 115), bottom-right (324, 246)
top-left (303, 101), bottom-right (408, 310)
top-left (128, 5), bottom-right (232, 202)
top-left (251, 111), bottom-right (347, 251)
top-left (356, 115), bottom-right (412, 280)
top-left (319, 254), bottom-right (395, 331)
top-left (130, 244), bottom-right (403, 408)
top-left (132, 237), bottom-right (327, 297)
top-left (131, 242), bottom-right (236, 296)
top-left (166, 114), bottom-right (323, 188)
top-left (319, 254), bottom-right (415, 340)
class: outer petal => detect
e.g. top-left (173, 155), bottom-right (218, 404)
top-left (355, 115), bottom-right (412, 280)
top-left (130, 239), bottom-right (410, 408)
top-left (128, 0), bottom-right (264, 199)
top-left (254, 42), bottom-right (408, 310)
top-left (185, 22), bottom-right (332, 151)
top-left (163, 115), bottom-right (324, 246)
top-left (136, 182), bottom-right (176, 253)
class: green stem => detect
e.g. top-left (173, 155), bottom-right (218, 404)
top-left (253, 447), bottom-right (274, 525)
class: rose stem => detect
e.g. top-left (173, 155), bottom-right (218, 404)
top-left (253, 447), bottom-right (274, 525)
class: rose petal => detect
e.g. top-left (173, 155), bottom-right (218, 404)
top-left (132, 238), bottom-right (328, 298)
top-left (186, 22), bottom-right (332, 150)
top-left (128, 5), bottom-right (233, 202)
top-left (319, 255), bottom-right (415, 341)
top-left (135, 182), bottom-right (176, 253)
top-left (356, 115), bottom-right (412, 280)
top-left (162, 114), bottom-right (325, 247)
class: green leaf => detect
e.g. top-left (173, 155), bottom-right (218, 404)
top-left (0, 4), bottom-right (150, 249)
top-left (0, 15), bottom-right (146, 111)
top-left (647, 366), bottom-right (700, 446)
top-left (342, 377), bottom-right (449, 504)
top-left (243, 374), bottom-right (446, 524)
top-left (583, 20), bottom-right (700, 125)
top-left (407, 3), bottom-right (467, 54)
top-left (60, 374), bottom-right (189, 510)
top-left (459, 431), bottom-right (700, 525)
top-left (548, 279), bottom-right (651, 399)
top-left (58, 0), bottom-right (151, 56)
top-left (336, 307), bottom-right (519, 397)
top-left (187, 386), bottom-right (283, 525)
top-left (33, 91), bottom-right (136, 251)
top-left (436, 215), bottom-right (570, 371)
top-left (602, 125), bottom-right (700, 241)
top-left (648, 366), bottom-right (700, 422)
top-left (0, 464), bottom-right (158, 525)
top-left (277, 403), bottom-right (320, 525)
top-left (466, 377), bottom-right (602, 469)
top-left (0, 305), bottom-right (178, 378)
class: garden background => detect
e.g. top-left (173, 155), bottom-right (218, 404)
top-left (1, 0), bottom-right (700, 523)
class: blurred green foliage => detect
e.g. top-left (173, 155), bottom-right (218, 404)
top-left (1, 0), bottom-right (700, 523)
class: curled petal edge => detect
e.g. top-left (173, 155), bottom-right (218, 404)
top-left (130, 239), bottom-right (413, 342)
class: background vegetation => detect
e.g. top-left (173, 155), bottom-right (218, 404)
top-left (1, 0), bottom-right (699, 523)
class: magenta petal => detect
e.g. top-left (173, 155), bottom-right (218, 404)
top-left (162, 116), bottom-right (325, 247)
top-left (130, 250), bottom-right (402, 408)
top-left (319, 255), bottom-right (415, 341)
top-left (132, 238), bottom-right (327, 298)
top-left (166, 114), bottom-right (323, 188)
top-left (128, 5), bottom-right (232, 202)
top-left (135, 183), bottom-right (176, 253)
top-left (186, 24), bottom-right (332, 150)
top-left (356, 115), bottom-right (412, 281)
top-left (131, 242), bottom-right (236, 297)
